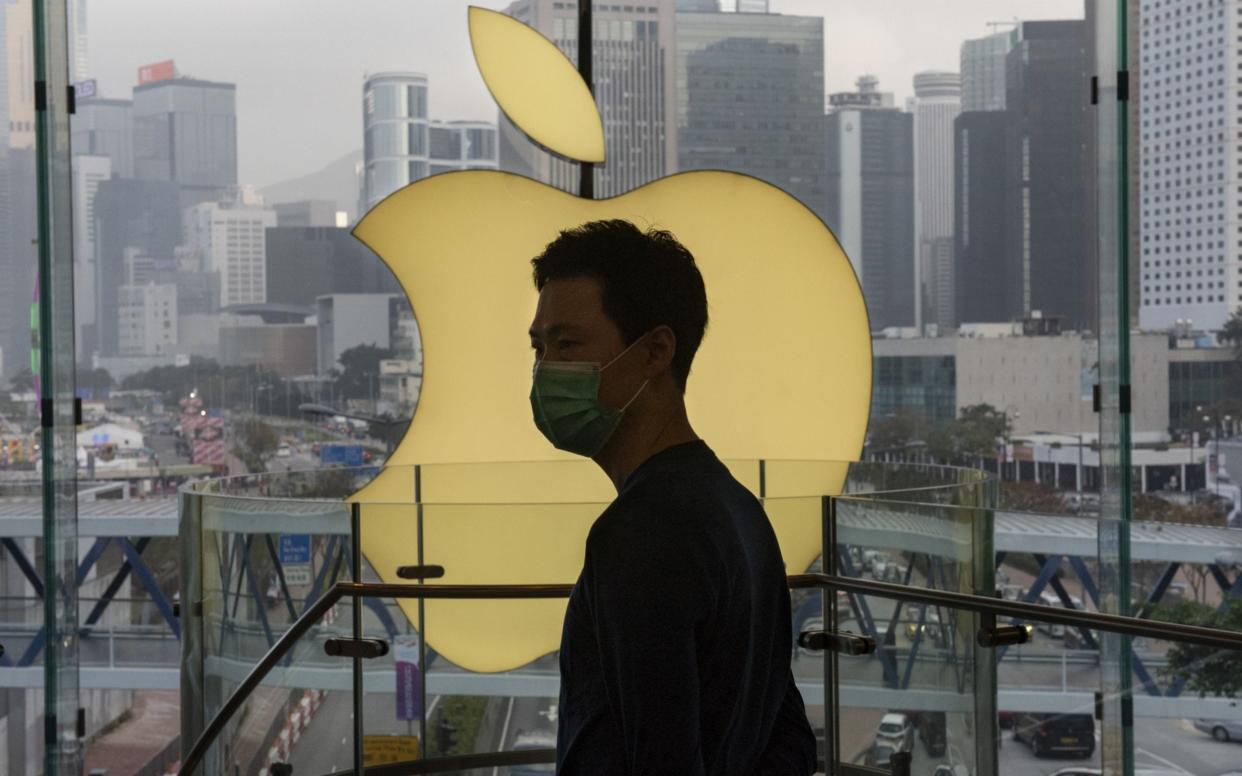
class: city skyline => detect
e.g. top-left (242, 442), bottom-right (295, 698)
top-left (86, 0), bottom-right (1083, 188)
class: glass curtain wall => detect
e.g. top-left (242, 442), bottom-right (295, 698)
top-left (13, 0), bottom-right (1242, 775)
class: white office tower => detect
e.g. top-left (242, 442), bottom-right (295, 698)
top-left (1138, 0), bottom-right (1240, 332)
top-left (912, 71), bottom-right (961, 331)
top-left (184, 193), bottom-right (277, 307)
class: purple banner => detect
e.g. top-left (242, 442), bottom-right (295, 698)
top-left (394, 635), bottom-right (422, 721)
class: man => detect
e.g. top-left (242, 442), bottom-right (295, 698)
top-left (527, 220), bottom-right (817, 775)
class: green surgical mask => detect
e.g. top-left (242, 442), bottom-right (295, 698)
top-left (530, 338), bottom-right (650, 457)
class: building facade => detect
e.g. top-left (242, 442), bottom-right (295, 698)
top-left (959, 29), bottom-right (1012, 113)
top-left (825, 76), bottom-right (915, 330)
top-left (912, 71), bottom-right (961, 330)
top-left (133, 73), bottom-right (238, 198)
top-left (500, 0), bottom-right (675, 197)
top-left (117, 282), bottom-right (177, 356)
top-left (264, 226), bottom-right (401, 308)
top-left (71, 96), bottom-right (134, 177)
top-left (954, 110), bottom-right (1011, 324)
top-left (1138, 1), bottom-right (1241, 332)
top-left (184, 197), bottom-right (277, 308)
top-left (675, 9), bottom-right (826, 223)
top-left (72, 154), bottom-right (111, 357)
top-left (1004, 20), bottom-right (1094, 331)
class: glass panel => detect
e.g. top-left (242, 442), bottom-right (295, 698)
top-left (832, 496), bottom-right (993, 776)
top-left (192, 486), bottom-right (355, 775)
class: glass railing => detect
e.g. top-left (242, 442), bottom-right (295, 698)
top-left (177, 461), bottom-right (1242, 775)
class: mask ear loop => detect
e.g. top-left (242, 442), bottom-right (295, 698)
top-left (619, 378), bottom-right (650, 412)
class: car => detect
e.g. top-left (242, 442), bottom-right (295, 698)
top-left (917, 711), bottom-right (947, 756)
top-left (863, 741), bottom-right (898, 768)
top-left (509, 730), bottom-right (556, 775)
top-left (874, 712), bottom-right (914, 751)
top-left (276, 444), bottom-right (292, 458)
top-left (998, 710), bottom-right (1017, 729)
top-left (1012, 712), bottom-right (1095, 758)
top-left (1192, 717), bottom-right (1242, 742)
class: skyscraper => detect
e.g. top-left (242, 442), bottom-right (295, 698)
top-left (132, 65), bottom-right (238, 198)
top-left (960, 30), bottom-right (1012, 113)
top-left (92, 177), bottom-right (182, 357)
top-left (1004, 20), bottom-right (1093, 331)
top-left (954, 110), bottom-right (1011, 324)
top-left (184, 194), bottom-right (277, 308)
top-left (361, 72), bottom-right (429, 213)
top-left (912, 71), bottom-right (961, 331)
top-left (825, 76), bottom-right (915, 331)
top-left (72, 154), bottom-right (111, 357)
top-left (360, 74), bottom-right (499, 215)
top-left (72, 96), bottom-right (134, 177)
top-left (675, 8), bottom-right (826, 222)
top-left (1137, 1), bottom-right (1238, 332)
top-left (500, 0), bottom-right (675, 197)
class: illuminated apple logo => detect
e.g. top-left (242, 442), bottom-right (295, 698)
top-left (349, 7), bottom-right (871, 673)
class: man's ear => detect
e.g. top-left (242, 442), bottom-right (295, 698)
top-left (644, 325), bottom-right (678, 378)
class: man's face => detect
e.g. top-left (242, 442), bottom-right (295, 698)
top-left (529, 276), bottom-right (644, 410)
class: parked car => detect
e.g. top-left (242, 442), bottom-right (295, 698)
top-left (998, 710), bottom-right (1017, 729)
top-left (276, 444), bottom-right (292, 458)
top-left (917, 711), bottom-right (947, 756)
top-left (509, 730), bottom-right (556, 775)
top-left (1192, 718), bottom-right (1242, 742)
top-left (874, 712), bottom-right (914, 751)
top-left (1012, 712), bottom-right (1095, 758)
top-left (863, 741), bottom-right (898, 769)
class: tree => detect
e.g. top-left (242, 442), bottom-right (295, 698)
top-left (1220, 309), bottom-right (1242, 356)
top-left (1155, 598), bottom-right (1242, 697)
top-left (233, 417), bottom-right (279, 472)
top-left (335, 344), bottom-right (395, 401)
top-left (76, 367), bottom-right (114, 396)
top-left (6, 367), bottom-right (35, 394)
top-left (999, 481), bottom-right (1071, 514)
top-left (867, 411), bottom-right (927, 452)
top-left (926, 404), bottom-right (1009, 465)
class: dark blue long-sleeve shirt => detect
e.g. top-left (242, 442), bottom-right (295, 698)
top-left (556, 440), bottom-right (817, 775)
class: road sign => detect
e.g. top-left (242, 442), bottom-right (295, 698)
top-left (279, 534), bottom-right (312, 565)
top-left (283, 567), bottom-right (312, 586)
top-left (363, 735), bottom-right (420, 766)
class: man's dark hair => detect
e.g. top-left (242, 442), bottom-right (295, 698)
top-left (532, 219), bottom-right (708, 392)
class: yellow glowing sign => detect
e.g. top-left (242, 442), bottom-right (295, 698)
top-left (468, 6), bottom-right (605, 163)
top-left (348, 9), bottom-right (871, 674)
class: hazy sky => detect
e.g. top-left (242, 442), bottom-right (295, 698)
top-left (86, 0), bottom-right (1083, 188)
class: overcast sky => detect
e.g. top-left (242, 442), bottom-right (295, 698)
top-left (86, 0), bottom-right (1083, 188)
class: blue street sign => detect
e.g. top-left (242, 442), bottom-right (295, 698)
top-left (279, 534), bottom-right (312, 565)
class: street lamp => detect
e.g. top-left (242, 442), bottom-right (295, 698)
top-left (298, 403), bottom-right (407, 457)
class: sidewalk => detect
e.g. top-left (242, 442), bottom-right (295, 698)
top-left (84, 690), bottom-right (179, 776)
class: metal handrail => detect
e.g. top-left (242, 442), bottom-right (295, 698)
top-left (794, 573), bottom-right (1242, 651)
top-left (180, 575), bottom-right (1242, 776)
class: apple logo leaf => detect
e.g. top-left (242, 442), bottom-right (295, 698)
top-left (468, 5), bottom-right (605, 164)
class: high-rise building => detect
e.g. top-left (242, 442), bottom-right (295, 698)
top-left (132, 67), bottom-right (238, 197)
top-left (912, 71), bottom-right (961, 331)
top-left (4, 0), bottom-right (35, 151)
top-left (427, 120), bottom-right (499, 176)
top-left (184, 195), bottom-right (277, 308)
top-left (68, 0), bottom-right (87, 82)
top-left (361, 72), bottom-right (430, 213)
top-left (960, 30), bottom-right (1012, 113)
top-left (360, 74), bottom-right (499, 214)
top-left (72, 154), bottom-right (111, 357)
top-left (825, 76), bottom-right (915, 331)
top-left (1137, 1), bottom-right (1238, 332)
top-left (1004, 20), bottom-right (1093, 331)
top-left (72, 96), bottom-right (134, 177)
top-left (954, 110), bottom-right (1011, 324)
top-left (675, 8), bottom-right (826, 223)
top-left (676, 0), bottom-right (718, 10)
top-left (117, 282), bottom-right (177, 356)
top-left (735, 0), bottom-right (768, 12)
top-left (500, 0), bottom-right (675, 197)
top-left (92, 177), bottom-right (182, 357)
top-left (265, 226), bottom-right (401, 308)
